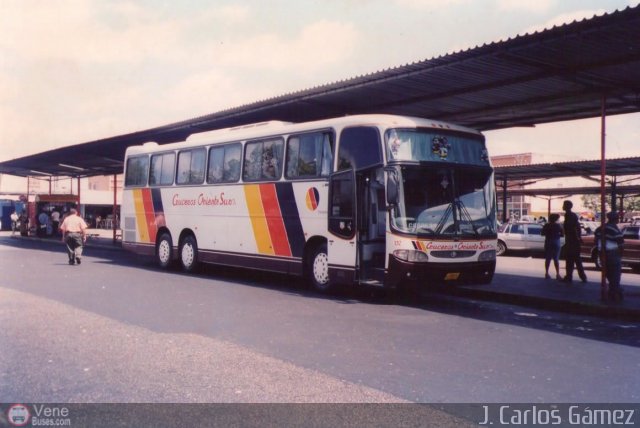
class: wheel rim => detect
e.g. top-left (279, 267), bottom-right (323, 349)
top-left (182, 242), bottom-right (195, 268)
top-left (497, 242), bottom-right (506, 255)
top-left (158, 239), bottom-right (171, 264)
top-left (312, 252), bottom-right (329, 286)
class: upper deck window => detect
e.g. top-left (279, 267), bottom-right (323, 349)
top-left (337, 127), bottom-right (382, 171)
top-left (124, 155), bottom-right (149, 187)
top-left (385, 129), bottom-right (489, 166)
top-left (176, 148), bottom-right (206, 185)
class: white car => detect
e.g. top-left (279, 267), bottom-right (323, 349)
top-left (497, 222), bottom-right (550, 255)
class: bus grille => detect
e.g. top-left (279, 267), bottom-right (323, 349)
top-left (430, 250), bottom-right (476, 259)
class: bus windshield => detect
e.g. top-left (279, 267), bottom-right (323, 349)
top-left (390, 165), bottom-right (496, 237)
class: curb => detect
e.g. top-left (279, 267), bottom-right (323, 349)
top-left (442, 284), bottom-right (640, 322)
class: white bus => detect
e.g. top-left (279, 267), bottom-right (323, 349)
top-left (122, 114), bottom-right (497, 292)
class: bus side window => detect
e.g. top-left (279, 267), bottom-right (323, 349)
top-left (208, 144), bottom-right (242, 184)
top-left (125, 155), bottom-right (149, 187)
top-left (149, 152), bottom-right (175, 186)
top-left (177, 148), bottom-right (206, 185)
top-left (223, 144), bottom-right (241, 182)
top-left (286, 131), bottom-right (334, 179)
top-left (208, 147), bottom-right (225, 183)
top-left (337, 127), bottom-right (382, 171)
top-left (243, 139), bottom-right (284, 182)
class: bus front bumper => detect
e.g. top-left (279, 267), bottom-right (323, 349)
top-left (387, 256), bottom-right (496, 288)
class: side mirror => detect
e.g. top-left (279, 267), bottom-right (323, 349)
top-left (386, 170), bottom-right (399, 206)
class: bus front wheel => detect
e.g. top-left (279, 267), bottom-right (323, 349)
top-left (308, 243), bottom-right (332, 293)
top-left (156, 232), bottom-right (174, 269)
top-left (180, 235), bottom-right (199, 273)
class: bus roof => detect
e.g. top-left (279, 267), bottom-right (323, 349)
top-left (125, 114), bottom-right (482, 156)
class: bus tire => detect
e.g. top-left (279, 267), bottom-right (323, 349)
top-left (308, 243), bottom-right (332, 293)
top-left (156, 232), bottom-right (174, 269)
top-left (179, 235), bottom-right (199, 273)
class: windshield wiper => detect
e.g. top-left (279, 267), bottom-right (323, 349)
top-left (434, 203), bottom-right (453, 235)
top-left (455, 199), bottom-right (480, 236)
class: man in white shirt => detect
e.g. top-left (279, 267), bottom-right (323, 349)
top-left (10, 211), bottom-right (19, 236)
top-left (60, 208), bottom-right (88, 265)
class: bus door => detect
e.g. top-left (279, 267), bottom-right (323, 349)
top-left (330, 126), bottom-right (385, 286)
top-left (328, 169), bottom-right (357, 284)
top-left (328, 167), bottom-right (386, 286)
top-left (357, 167), bottom-right (386, 285)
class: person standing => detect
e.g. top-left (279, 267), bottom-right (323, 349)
top-left (37, 210), bottom-right (49, 237)
top-left (595, 212), bottom-right (625, 301)
top-left (561, 200), bottom-right (587, 283)
top-left (10, 211), bottom-right (19, 236)
top-left (51, 209), bottom-right (61, 235)
top-left (59, 207), bottom-right (88, 265)
top-left (541, 213), bottom-right (563, 280)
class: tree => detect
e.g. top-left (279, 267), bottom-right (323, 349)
top-left (580, 194), bottom-right (610, 214)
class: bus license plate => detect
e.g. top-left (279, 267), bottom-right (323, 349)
top-left (444, 272), bottom-right (460, 281)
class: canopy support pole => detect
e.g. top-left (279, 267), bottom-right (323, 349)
top-left (502, 177), bottom-right (508, 223)
top-left (113, 174), bottom-right (118, 243)
top-left (600, 95), bottom-right (608, 301)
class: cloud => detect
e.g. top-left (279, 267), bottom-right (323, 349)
top-left (0, 0), bottom-right (185, 64)
top-left (497, 0), bottom-right (554, 13)
top-left (206, 20), bottom-right (360, 72)
top-left (522, 9), bottom-right (608, 34)
top-left (0, 1), bottom-right (362, 160)
top-left (393, 0), bottom-right (470, 10)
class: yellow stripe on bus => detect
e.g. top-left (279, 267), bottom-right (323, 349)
top-left (133, 189), bottom-right (150, 243)
top-left (244, 184), bottom-right (274, 255)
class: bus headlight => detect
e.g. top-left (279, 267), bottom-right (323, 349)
top-left (478, 250), bottom-right (496, 261)
top-left (393, 249), bottom-right (429, 263)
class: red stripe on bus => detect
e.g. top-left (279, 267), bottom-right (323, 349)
top-left (141, 188), bottom-right (158, 243)
top-left (259, 184), bottom-right (292, 257)
top-left (308, 188), bottom-right (318, 210)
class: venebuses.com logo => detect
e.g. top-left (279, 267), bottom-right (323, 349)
top-left (7, 404), bottom-right (30, 426)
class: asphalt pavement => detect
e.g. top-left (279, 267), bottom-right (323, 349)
top-left (4, 229), bottom-right (640, 321)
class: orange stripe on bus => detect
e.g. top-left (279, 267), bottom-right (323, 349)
top-left (141, 188), bottom-right (157, 243)
top-left (305, 189), bottom-right (317, 211)
top-left (132, 189), bottom-right (150, 243)
top-left (244, 184), bottom-right (274, 255)
top-left (259, 184), bottom-right (291, 257)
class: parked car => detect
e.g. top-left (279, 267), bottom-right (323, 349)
top-left (497, 222), bottom-right (552, 255)
top-left (580, 221), bottom-right (599, 235)
top-left (580, 225), bottom-right (640, 271)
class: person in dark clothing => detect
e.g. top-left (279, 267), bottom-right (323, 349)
top-left (562, 200), bottom-right (587, 283)
top-left (595, 212), bottom-right (625, 301)
top-left (541, 213), bottom-right (563, 279)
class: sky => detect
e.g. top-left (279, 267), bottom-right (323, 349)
top-left (1, 0), bottom-right (639, 167)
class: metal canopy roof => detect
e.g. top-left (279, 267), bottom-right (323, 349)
top-left (1, 5), bottom-right (639, 178)
top-left (494, 156), bottom-right (640, 182)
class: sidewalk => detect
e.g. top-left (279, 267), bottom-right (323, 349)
top-left (2, 230), bottom-right (640, 321)
top-left (446, 257), bottom-right (640, 321)
top-left (3, 228), bottom-right (123, 251)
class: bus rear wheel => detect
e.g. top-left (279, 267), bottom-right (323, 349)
top-left (156, 232), bottom-right (173, 269)
top-left (179, 235), bottom-right (199, 273)
top-left (308, 243), bottom-right (332, 293)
